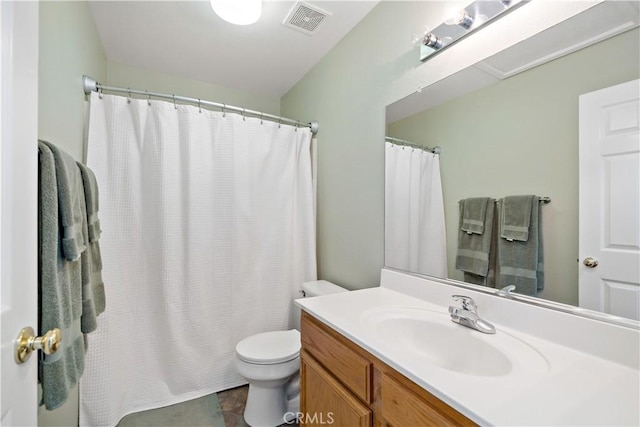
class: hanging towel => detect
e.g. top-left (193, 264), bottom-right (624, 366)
top-left (455, 198), bottom-right (495, 286)
top-left (40, 140), bottom-right (87, 261)
top-left (461, 197), bottom-right (489, 235)
top-left (500, 195), bottom-right (534, 242)
top-left (77, 162), bottom-right (102, 242)
top-left (497, 196), bottom-right (544, 296)
top-left (38, 141), bottom-right (86, 410)
top-left (77, 162), bottom-right (106, 333)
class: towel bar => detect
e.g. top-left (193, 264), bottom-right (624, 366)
top-left (493, 197), bottom-right (551, 204)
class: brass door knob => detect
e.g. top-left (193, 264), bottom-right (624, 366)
top-left (583, 257), bottom-right (599, 268)
top-left (15, 326), bottom-right (62, 364)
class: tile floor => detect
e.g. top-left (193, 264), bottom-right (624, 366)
top-left (217, 385), bottom-right (299, 427)
top-left (116, 384), bottom-right (298, 427)
top-left (217, 385), bottom-right (250, 427)
top-left (117, 392), bottom-right (226, 427)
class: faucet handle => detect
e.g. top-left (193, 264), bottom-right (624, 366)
top-left (498, 285), bottom-right (516, 296)
top-left (452, 295), bottom-right (477, 313)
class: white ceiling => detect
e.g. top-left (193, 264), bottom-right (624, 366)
top-left (89, 1), bottom-right (379, 98)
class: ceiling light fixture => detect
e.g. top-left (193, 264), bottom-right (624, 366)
top-left (210, 0), bottom-right (262, 26)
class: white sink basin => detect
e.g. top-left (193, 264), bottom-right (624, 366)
top-left (360, 307), bottom-right (549, 377)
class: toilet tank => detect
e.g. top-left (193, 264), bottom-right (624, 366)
top-left (302, 280), bottom-right (348, 298)
top-left (292, 280), bottom-right (348, 330)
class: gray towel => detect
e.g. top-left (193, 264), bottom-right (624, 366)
top-left (38, 142), bottom-right (85, 410)
top-left (496, 196), bottom-right (544, 296)
top-left (500, 195), bottom-right (534, 241)
top-left (461, 197), bottom-right (489, 235)
top-left (455, 198), bottom-right (495, 286)
top-left (77, 162), bottom-right (106, 333)
top-left (40, 140), bottom-right (86, 261)
top-left (77, 162), bottom-right (101, 242)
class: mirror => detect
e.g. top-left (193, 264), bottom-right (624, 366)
top-left (385, 1), bottom-right (640, 321)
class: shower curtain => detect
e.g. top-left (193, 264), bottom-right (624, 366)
top-left (80, 92), bottom-right (316, 426)
top-left (385, 142), bottom-right (447, 278)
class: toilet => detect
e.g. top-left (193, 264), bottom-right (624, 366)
top-left (235, 280), bottom-right (348, 427)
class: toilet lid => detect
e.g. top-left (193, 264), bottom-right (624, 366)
top-left (236, 329), bottom-right (301, 365)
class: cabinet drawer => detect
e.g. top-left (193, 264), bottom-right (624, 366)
top-left (382, 373), bottom-right (474, 427)
top-left (301, 312), bottom-right (372, 403)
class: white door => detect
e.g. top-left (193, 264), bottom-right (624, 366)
top-left (0, 1), bottom-right (39, 426)
top-left (579, 79), bottom-right (640, 320)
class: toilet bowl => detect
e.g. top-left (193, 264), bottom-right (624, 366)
top-left (234, 280), bottom-right (348, 427)
top-left (235, 330), bottom-right (301, 427)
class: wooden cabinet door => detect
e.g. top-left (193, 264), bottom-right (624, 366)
top-left (301, 353), bottom-right (372, 427)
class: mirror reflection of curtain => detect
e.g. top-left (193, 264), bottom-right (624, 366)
top-left (385, 142), bottom-right (447, 278)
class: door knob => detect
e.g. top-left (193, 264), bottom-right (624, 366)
top-left (583, 257), bottom-right (599, 268)
top-left (15, 326), bottom-right (62, 364)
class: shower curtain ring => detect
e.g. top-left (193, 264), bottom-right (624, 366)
top-left (278, 117), bottom-right (282, 128)
top-left (222, 104), bottom-right (226, 117)
top-left (127, 88), bottom-right (131, 104)
top-left (242, 108), bottom-right (246, 121)
top-left (146, 90), bottom-right (151, 106)
top-left (173, 94), bottom-right (177, 110)
top-left (198, 99), bottom-right (202, 113)
top-left (98, 87), bottom-right (103, 99)
top-left (295, 122), bottom-right (299, 132)
top-left (260, 112), bottom-right (263, 125)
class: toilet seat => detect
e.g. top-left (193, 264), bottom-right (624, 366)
top-left (236, 329), bottom-right (300, 365)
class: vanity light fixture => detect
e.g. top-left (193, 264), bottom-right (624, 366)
top-left (453, 9), bottom-right (474, 30)
top-left (423, 33), bottom-right (444, 50)
top-left (420, 0), bottom-right (529, 61)
top-left (210, 0), bottom-right (262, 26)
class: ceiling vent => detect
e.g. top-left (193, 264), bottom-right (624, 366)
top-left (283, 2), bottom-right (331, 36)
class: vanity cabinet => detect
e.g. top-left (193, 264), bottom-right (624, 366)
top-left (300, 311), bottom-right (475, 427)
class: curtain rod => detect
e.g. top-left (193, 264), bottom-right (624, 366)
top-left (82, 75), bottom-right (319, 135)
top-left (385, 136), bottom-right (441, 154)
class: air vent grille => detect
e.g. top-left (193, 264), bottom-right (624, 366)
top-left (283, 2), bottom-right (330, 36)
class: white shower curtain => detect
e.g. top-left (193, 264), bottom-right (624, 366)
top-left (385, 142), bottom-right (447, 278)
top-left (80, 92), bottom-right (316, 426)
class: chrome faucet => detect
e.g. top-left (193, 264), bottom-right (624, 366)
top-left (448, 295), bottom-right (496, 334)
top-left (498, 285), bottom-right (516, 296)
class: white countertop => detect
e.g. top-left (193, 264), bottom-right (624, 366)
top-left (295, 269), bottom-right (640, 426)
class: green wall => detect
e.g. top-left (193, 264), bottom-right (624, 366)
top-left (388, 29), bottom-right (640, 305)
top-left (38, 2), bottom-right (107, 425)
top-left (107, 61), bottom-right (280, 117)
top-left (39, 0), bottom-right (107, 161)
top-left (281, 0), bottom-right (637, 294)
top-left (280, 2), bottom-right (439, 289)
